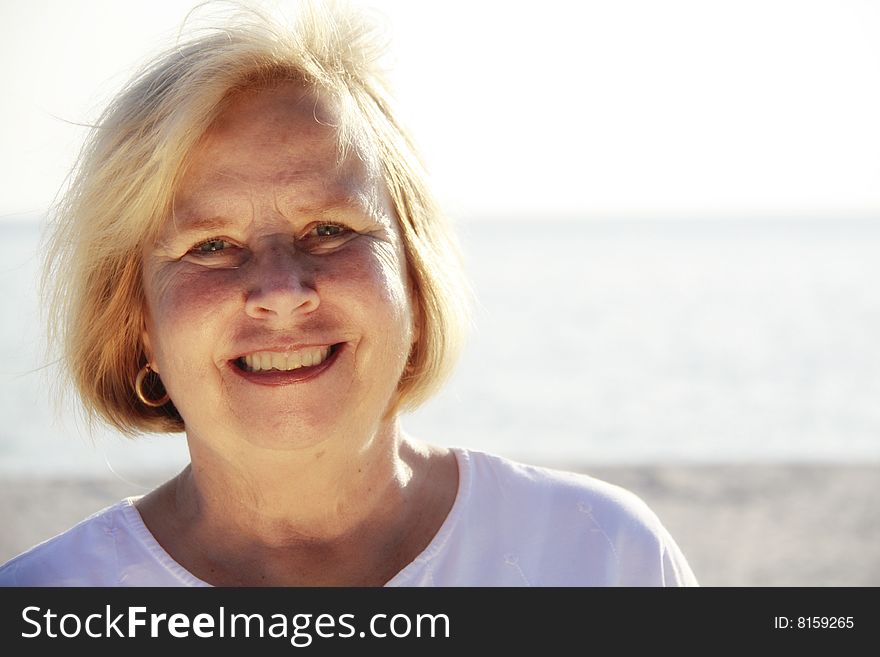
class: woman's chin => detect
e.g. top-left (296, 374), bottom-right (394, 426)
top-left (240, 432), bottom-right (335, 452)
top-left (216, 418), bottom-right (341, 453)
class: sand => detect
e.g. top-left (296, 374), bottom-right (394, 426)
top-left (2, 463), bottom-right (878, 586)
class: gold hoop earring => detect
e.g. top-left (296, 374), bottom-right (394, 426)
top-left (135, 364), bottom-right (170, 408)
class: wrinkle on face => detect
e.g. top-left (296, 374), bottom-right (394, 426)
top-left (138, 81), bottom-right (418, 456)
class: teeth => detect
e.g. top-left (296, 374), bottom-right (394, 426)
top-left (241, 346), bottom-right (332, 372)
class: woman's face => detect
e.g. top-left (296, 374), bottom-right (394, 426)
top-left (141, 82), bottom-right (416, 450)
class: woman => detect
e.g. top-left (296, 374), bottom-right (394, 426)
top-left (1, 2), bottom-right (696, 586)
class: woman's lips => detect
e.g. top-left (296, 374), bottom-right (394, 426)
top-left (228, 343), bottom-right (344, 386)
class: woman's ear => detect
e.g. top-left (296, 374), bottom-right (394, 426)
top-left (141, 326), bottom-right (158, 373)
top-left (408, 275), bottom-right (421, 346)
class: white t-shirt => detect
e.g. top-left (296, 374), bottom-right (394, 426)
top-left (0, 448), bottom-right (698, 586)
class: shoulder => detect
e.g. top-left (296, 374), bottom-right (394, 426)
top-left (0, 499), bottom-right (138, 586)
top-left (462, 448), bottom-right (664, 534)
top-left (453, 448), bottom-right (698, 586)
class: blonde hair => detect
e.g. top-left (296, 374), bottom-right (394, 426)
top-left (43, 1), bottom-right (471, 435)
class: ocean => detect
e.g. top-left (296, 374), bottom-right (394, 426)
top-left (2, 217), bottom-right (879, 478)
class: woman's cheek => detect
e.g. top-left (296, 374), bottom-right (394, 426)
top-left (149, 267), bottom-right (238, 348)
top-left (324, 244), bottom-right (410, 318)
top-left (357, 236), bottom-right (410, 300)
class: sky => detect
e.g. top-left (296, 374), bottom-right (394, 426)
top-left (2, 0), bottom-right (880, 221)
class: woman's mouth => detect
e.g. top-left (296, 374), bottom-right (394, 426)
top-left (230, 343), bottom-right (344, 384)
top-left (236, 345), bottom-right (335, 372)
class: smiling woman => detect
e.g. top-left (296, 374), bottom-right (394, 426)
top-left (0, 0), bottom-right (696, 587)
top-left (141, 81), bottom-right (420, 459)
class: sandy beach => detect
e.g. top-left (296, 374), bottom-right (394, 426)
top-left (2, 463), bottom-right (877, 586)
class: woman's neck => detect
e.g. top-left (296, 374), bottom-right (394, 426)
top-left (136, 419), bottom-right (459, 585)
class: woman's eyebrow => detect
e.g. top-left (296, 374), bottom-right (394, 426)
top-left (165, 216), bottom-right (235, 240)
top-left (165, 198), bottom-right (372, 239)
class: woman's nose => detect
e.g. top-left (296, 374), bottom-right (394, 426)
top-left (244, 246), bottom-right (320, 321)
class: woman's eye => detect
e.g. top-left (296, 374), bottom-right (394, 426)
top-left (313, 223), bottom-right (347, 238)
top-left (192, 238), bottom-right (234, 254)
top-left (185, 237), bottom-right (246, 268)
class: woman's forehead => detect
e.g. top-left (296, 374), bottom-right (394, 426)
top-left (172, 82), bottom-right (384, 216)
top-left (209, 81), bottom-right (337, 141)
top-left (192, 83), bottom-right (341, 174)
